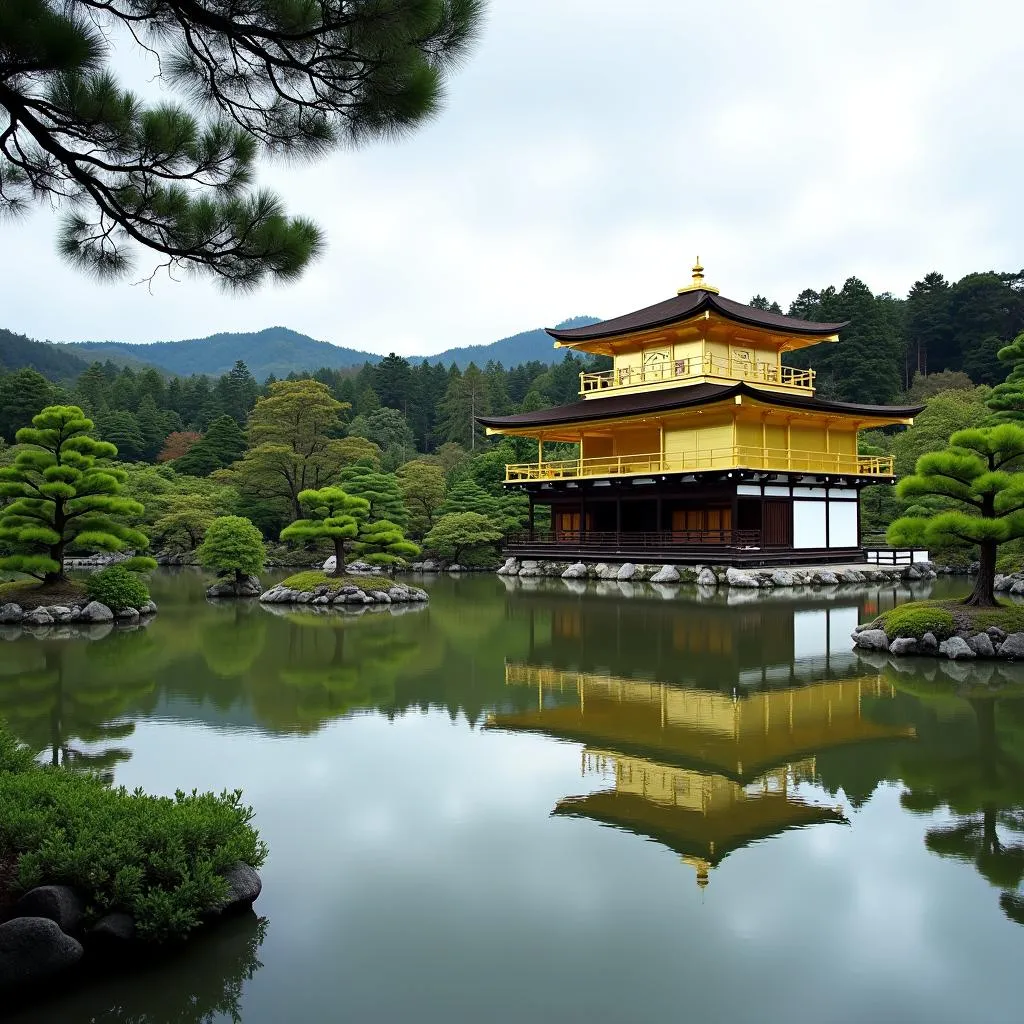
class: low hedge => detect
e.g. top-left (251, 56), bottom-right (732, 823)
top-left (0, 727), bottom-right (266, 943)
top-left (876, 604), bottom-right (956, 641)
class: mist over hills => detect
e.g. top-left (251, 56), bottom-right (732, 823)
top-left (56, 316), bottom-right (601, 381)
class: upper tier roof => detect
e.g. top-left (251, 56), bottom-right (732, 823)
top-left (477, 381), bottom-right (923, 430)
top-left (547, 289), bottom-right (847, 343)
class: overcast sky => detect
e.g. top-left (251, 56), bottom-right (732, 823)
top-left (3, 0), bottom-right (1023, 355)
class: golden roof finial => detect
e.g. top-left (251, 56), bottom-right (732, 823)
top-left (678, 256), bottom-right (719, 295)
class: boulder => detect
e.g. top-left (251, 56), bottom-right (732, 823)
top-left (420, 559), bottom-right (441, 572)
top-left (115, 607), bottom-right (140, 623)
top-left (216, 863), bottom-right (263, 915)
top-left (49, 606), bottom-right (74, 623)
top-left (22, 607), bottom-right (54, 626)
top-left (920, 632), bottom-right (939, 655)
top-left (0, 603), bottom-right (23, 624)
top-left (939, 636), bottom-right (976, 660)
top-left (497, 557), bottom-right (519, 576)
top-left (905, 566), bottom-right (924, 581)
top-left (322, 555), bottom-right (337, 573)
top-left (813, 571), bottom-right (840, 586)
top-left (967, 633), bottom-right (996, 658)
top-left (616, 563), bottom-right (637, 582)
top-left (13, 886), bottom-right (85, 935)
top-left (726, 567), bottom-right (760, 588)
top-left (206, 576), bottom-right (261, 598)
top-left (854, 628), bottom-right (889, 651)
top-left (770, 570), bottom-right (795, 587)
top-left (1011, 581), bottom-right (1024, 597)
top-left (561, 562), bottom-right (589, 580)
top-left (839, 569), bottom-right (866, 584)
top-left (447, 564), bottom-right (466, 573)
top-left (697, 568), bottom-right (717, 587)
top-left (79, 601), bottom-right (114, 623)
top-left (889, 637), bottom-right (920, 656)
top-left (999, 632), bottom-right (1024, 660)
top-left (650, 565), bottom-right (680, 584)
top-left (987, 626), bottom-right (1008, 643)
top-left (0, 917), bottom-right (83, 993)
top-left (994, 575), bottom-right (1012, 592)
top-left (88, 912), bottom-right (136, 945)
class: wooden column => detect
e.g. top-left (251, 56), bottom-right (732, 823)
top-left (656, 495), bottom-right (663, 533)
top-left (528, 494), bottom-right (535, 537)
top-left (615, 491), bottom-right (622, 543)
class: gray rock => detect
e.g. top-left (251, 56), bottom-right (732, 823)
top-left (813, 571), bottom-right (840, 586)
top-left (206, 575), bottom-right (261, 598)
top-left (14, 885), bottom-right (85, 935)
top-left (0, 917), bottom-right (83, 992)
top-left (447, 564), bottom-right (466, 573)
top-left (967, 633), bottom-right (996, 658)
top-left (89, 912), bottom-right (136, 944)
top-left (139, 600), bottom-right (158, 615)
top-left (420, 559), bottom-right (441, 572)
top-left (920, 632), bottom-right (939, 655)
top-left (853, 629), bottom-right (890, 651)
top-left (987, 626), bottom-right (1007, 642)
top-left (115, 607), bottom-right (140, 623)
top-left (561, 562), bottom-right (589, 580)
top-left (1011, 581), bottom-right (1024, 596)
top-left (770, 570), bottom-right (795, 587)
top-left (79, 601), bottom-right (113, 623)
top-left (906, 566), bottom-right (924, 581)
top-left (999, 632), bottom-right (1024, 660)
top-left (615, 562), bottom-right (637, 581)
top-left (497, 557), bottom-right (519, 576)
top-left (839, 569), bottom-right (866, 584)
top-left (994, 575), bottom-right (1012, 592)
top-left (939, 636), bottom-right (976, 660)
top-left (726, 567), bottom-right (760, 588)
top-left (0, 603), bottom-right (23, 624)
top-left (697, 568), bottom-right (717, 587)
top-left (217, 863), bottom-right (263, 915)
top-left (48, 606), bottom-right (74, 623)
top-left (22, 607), bottom-right (54, 626)
top-left (889, 637), bottom-right (920, 656)
top-left (649, 565), bottom-right (680, 584)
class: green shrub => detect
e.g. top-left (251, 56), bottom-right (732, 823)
top-left (86, 564), bottom-right (150, 611)
top-left (0, 726), bottom-right (266, 943)
top-left (878, 603), bottom-right (956, 640)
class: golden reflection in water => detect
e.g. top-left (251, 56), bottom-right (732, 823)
top-left (491, 665), bottom-right (917, 886)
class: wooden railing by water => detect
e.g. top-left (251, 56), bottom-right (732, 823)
top-left (504, 448), bottom-right (895, 482)
top-left (505, 529), bottom-right (765, 550)
top-left (579, 355), bottom-right (815, 395)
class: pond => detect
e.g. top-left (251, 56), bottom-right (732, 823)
top-left (3, 569), bottom-right (1024, 1023)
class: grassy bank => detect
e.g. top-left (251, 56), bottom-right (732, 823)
top-left (868, 599), bottom-right (1024, 640)
top-left (0, 578), bottom-right (88, 609)
top-left (0, 728), bottom-right (266, 943)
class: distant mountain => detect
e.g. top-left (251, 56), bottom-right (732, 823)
top-left (0, 328), bottom-right (93, 381)
top-left (419, 318), bottom-right (602, 368)
top-left (59, 317), bottom-right (603, 381)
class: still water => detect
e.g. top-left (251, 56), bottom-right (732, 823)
top-left (3, 570), bottom-right (1024, 1023)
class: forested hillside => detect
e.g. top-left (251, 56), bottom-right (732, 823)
top-left (0, 328), bottom-right (90, 381)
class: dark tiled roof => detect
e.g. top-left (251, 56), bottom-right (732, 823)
top-left (476, 382), bottom-right (923, 430)
top-left (547, 290), bottom-right (847, 342)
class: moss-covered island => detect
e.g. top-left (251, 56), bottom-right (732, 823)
top-left (259, 569), bottom-right (429, 607)
top-left (0, 728), bottom-right (266, 998)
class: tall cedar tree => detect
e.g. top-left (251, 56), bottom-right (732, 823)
top-left (175, 415), bottom-right (247, 476)
top-left (0, 405), bottom-right (150, 582)
top-left (0, 1), bottom-right (483, 286)
top-left (888, 425), bottom-right (1024, 606)
top-left (280, 487), bottom-right (369, 576)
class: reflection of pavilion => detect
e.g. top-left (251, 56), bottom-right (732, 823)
top-left (490, 666), bottom-right (916, 885)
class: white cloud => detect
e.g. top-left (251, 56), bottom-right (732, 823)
top-left (2, 0), bottom-right (1023, 357)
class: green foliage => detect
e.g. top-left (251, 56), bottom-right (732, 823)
top-left (0, 726), bottom-right (266, 943)
top-left (986, 333), bottom-right (1024, 424)
top-left (279, 570), bottom-right (392, 594)
top-left (397, 460), bottom-right (447, 538)
top-left (338, 463), bottom-right (408, 525)
top-left (0, 368), bottom-right (55, 443)
top-left (0, 1), bottom-right (483, 286)
top-left (424, 512), bottom-right (504, 564)
top-left (876, 604), bottom-right (956, 641)
top-left (197, 516), bottom-right (266, 580)
top-left (354, 519), bottom-right (420, 566)
top-left (175, 415), bottom-right (248, 476)
top-left (86, 564), bottom-right (151, 612)
top-left (0, 404), bottom-right (149, 580)
top-left (280, 487), bottom-right (369, 576)
top-left (440, 474), bottom-right (527, 530)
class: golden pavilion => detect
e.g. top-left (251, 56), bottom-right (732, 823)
top-left (489, 667), bottom-right (915, 886)
top-left (478, 262), bottom-right (922, 566)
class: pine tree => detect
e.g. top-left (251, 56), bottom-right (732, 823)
top-left (0, 1), bottom-right (483, 285)
top-left (95, 409), bottom-right (144, 462)
top-left (353, 520), bottom-right (420, 567)
top-left (280, 488), bottom-right (369, 577)
top-left (888, 425), bottom-right (1024, 606)
top-left (0, 368), bottom-right (54, 442)
top-left (0, 406), bottom-right (151, 582)
top-left (338, 464), bottom-right (408, 526)
top-left (175, 415), bottom-right (247, 476)
top-left (986, 333), bottom-right (1024, 424)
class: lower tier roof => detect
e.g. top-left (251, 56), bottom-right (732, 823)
top-left (477, 381), bottom-right (923, 431)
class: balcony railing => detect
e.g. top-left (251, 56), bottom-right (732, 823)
top-left (506, 528), bottom-right (764, 549)
top-left (579, 355), bottom-right (815, 395)
top-left (505, 448), bottom-right (895, 482)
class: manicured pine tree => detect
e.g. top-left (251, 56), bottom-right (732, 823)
top-left (196, 516), bottom-right (266, 587)
top-left (353, 520), bottom-right (420, 567)
top-left (887, 425), bottom-right (1024, 606)
top-left (985, 333), bottom-right (1024, 424)
top-left (0, 406), bottom-right (151, 583)
top-left (175, 415), bottom-right (248, 476)
top-left (338, 463), bottom-right (407, 526)
top-left (280, 487), bottom-right (370, 577)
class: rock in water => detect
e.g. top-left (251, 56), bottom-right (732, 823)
top-left (999, 632), bottom-right (1024, 660)
top-left (0, 917), bottom-right (83, 993)
top-left (650, 565), bottom-right (680, 584)
top-left (615, 563), bottom-right (637, 581)
top-left (79, 601), bottom-right (113, 623)
top-left (853, 629), bottom-right (890, 651)
top-left (14, 886), bottom-right (84, 935)
top-left (561, 562), bottom-right (588, 580)
top-left (89, 912), bottom-right (136, 945)
top-left (920, 632), bottom-right (939, 655)
top-left (939, 636), bottom-right (975, 660)
top-left (696, 568), bottom-right (717, 587)
top-left (0, 603), bottom-right (23, 624)
top-left (889, 637), bottom-right (920, 656)
top-left (967, 633), bottom-right (996, 658)
top-left (218, 863), bottom-right (263, 915)
top-left (726, 567), bottom-right (759, 588)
